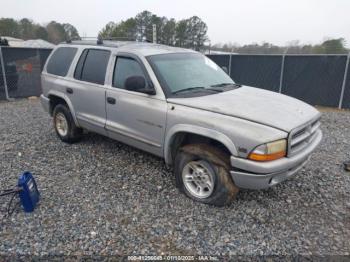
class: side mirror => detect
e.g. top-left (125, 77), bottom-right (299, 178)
top-left (221, 66), bottom-right (228, 74)
top-left (125, 76), bottom-right (156, 95)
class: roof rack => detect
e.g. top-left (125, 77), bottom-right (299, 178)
top-left (65, 36), bottom-right (153, 46)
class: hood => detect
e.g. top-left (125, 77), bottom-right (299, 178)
top-left (167, 86), bottom-right (320, 132)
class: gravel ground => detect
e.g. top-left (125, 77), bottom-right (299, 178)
top-left (0, 98), bottom-right (349, 258)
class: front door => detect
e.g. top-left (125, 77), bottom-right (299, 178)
top-left (105, 55), bottom-right (167, 156)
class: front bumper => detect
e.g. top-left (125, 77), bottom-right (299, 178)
top-left (230, 129), bottom-right (322, 189)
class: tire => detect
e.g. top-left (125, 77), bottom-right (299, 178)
top-left (52, 104), bottom-right (82, 143)
top-left (174, 144), bottom-right (239, 206)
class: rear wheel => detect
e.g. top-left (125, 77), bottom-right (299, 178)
top-left (53, 104), bottom-right (82, 143)
top-left (174, 144), bottom-right (239, 206)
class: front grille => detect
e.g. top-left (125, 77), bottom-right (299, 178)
top-left (288, 118), bottom-right (320, 156)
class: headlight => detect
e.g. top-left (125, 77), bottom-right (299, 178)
top-left (248, 139), bottom-right (287, 161)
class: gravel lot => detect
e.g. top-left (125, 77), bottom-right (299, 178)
top-left (0, 98), bottom-right (349, 258)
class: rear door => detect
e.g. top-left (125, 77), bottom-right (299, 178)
top-left (105, 54), bottom-right (167, 156)
top-left (68, 48), bottom-right (111, 135)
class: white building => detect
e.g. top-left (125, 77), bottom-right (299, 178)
top-left (1, 36), bottom-right (55, 48)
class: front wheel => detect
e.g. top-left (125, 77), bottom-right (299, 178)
top-left (174, 144), bottom-right (239, 206)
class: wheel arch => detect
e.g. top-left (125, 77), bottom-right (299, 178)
top-left (164, 124), bottom-right (238, 166)
top-left (47, 91), bottom-right (79, 126)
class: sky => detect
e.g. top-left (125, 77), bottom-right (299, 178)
top-left (2, 0), bottom-right (350, 47)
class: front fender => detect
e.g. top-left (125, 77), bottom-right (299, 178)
top-left (164, 124), bottom-right (238, 166)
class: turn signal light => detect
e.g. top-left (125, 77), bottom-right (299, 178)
top-left (248, 139), bottom-right (287, 162)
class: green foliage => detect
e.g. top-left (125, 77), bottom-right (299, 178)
top-left (46, 21), bottom-right (66, 44)
top-left (99, 22), bottom-right (116, 38)
top-left (175, 19), bottom-right (187, 47)
top-left (63, 23), bottom-right (80, 40)
top-left (185, 16), bottom-right (208, 50)
top-left (35, 26), bottom-right (48, 41)
top-left (0, 17), bottom-right (80, 44)
top-left (312, 38), bottom-right (348, 54)
top-left (0, 18), bottom-right (20, 38)
top-left (135, 10), bottom-right (153, 41)
top-left (19, 18), bottom-right (36, 40)
top-left (213, 38), bottom-right (349, 54)
top-left (123, 18), bottom-right (137, 39)
top-left (99, 11), bottom-right (209, 49)
top-left (162, 19), bottom-right (176, 45)
top-left (99, 18), bottom-right (137, 40)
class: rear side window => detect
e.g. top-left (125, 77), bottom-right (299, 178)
top-left (74, 49), bottom-right (110, 85)
top-left (113, 57), bottom-right (146, 89)
top-left (74, 49), bottom-right (88, 79)
top-left (46, 47), bottom-right (77, 76)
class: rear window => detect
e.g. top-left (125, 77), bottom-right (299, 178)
top-left (46, 47), bottom-right (77, 76)
top-left (74, 49), bottom-right (110, 85)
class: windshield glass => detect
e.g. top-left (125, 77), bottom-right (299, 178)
top-left (147, 53), bottom-right (235, 96)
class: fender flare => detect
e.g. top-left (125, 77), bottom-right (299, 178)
top-left (164, 124), bottom-right (238, 166)
top-left (47, 90), bottom-right (80, 127)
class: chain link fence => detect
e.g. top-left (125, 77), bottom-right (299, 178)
top-left (230, 55), bottom-right (282, 92)
top-left (0, 52), bottom-right (5, 100)
top-left (207, 54), bottom-right (350, 109)
top-left (0, 47), bottom-right (52, 99)
top-left (341, 56), bottom-right (350, 109)
top-left (1, 47), bottom-right (350, 109)
top-left (282, 55), bottom-right (347, 107)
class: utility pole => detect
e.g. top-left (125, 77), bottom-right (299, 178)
top-left (339, 52), bottom-right (350, 109)
top-left (152, 24), bottom-right (157, 43)
top-left (0, 47), bottom-right (10, 101)
top-left (279, 47), bottom-right (289, 94)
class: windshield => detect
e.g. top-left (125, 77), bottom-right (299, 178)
top-left (147, 53), bottom-right (236, 96)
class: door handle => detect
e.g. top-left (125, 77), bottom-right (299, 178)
top-left (107, 97), bottom-right (116, 104)
top-left (66, 88), bottom-right (73, 94)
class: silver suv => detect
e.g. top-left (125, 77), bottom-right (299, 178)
top-left (41, 40), bottom-right (322, 206)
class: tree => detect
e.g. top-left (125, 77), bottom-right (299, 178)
top-left (46, 21), bottom-right (66, 44)
top-left (162, 18), bottom-right (176, 45)
top-left (150, 15), bottom-right (170, 43)
top-left (121, 18), bottom-right (137, 39)
top-left (19, 18), bottom-right (35, 40)
top-left (186, 16), bottom-right (208, 50)
top-left (174, 17), bottom-right (209, 49)
top-left (0, 18), bottom-right (80, 44)
top-left (314, 38), bottom-right (348, 54)
top-left (0, 18), bottom-right (20, 37)
top-left (135, 10), bottom-right (153, 41)
top-left (175, 19), bottom-right (188, 47)
top-left (99, 11), bottom-right (209, 49)
top-left (99, 19), bottom-right (137, 40)
top-left (99, 22), bottom-right (116, 38)
top-left (212, 38), bottom-right (349, 54)
top-left (35, 26), bottom-right (49, 40)
top-left (63, 23), bottom-right (80, 40)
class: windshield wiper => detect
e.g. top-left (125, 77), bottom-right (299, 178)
top-left (172, 86), bottom-right (206, 94)
top-left (173, 86), bottom-right (225, 95)
top-left (210, 83), bottom-right (241, 88)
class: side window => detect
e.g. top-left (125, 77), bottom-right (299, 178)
top-left (46, 47), bottom-right (77, 76)
top-left (74, 49), bottom-right (110, 85)
top-left (74, 49), bottom-right (88, 80)
top-left (113, 57), bottom-right (146, 89)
